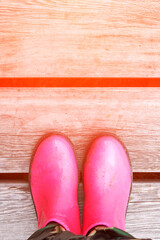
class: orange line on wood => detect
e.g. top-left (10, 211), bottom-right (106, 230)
top-left (0, 78), bottom-right (160, 87)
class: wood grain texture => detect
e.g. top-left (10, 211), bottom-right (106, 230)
top-left (0, 88), bottom-right (160, 173)
top-left (0, 0), bottom-right (160, 77)
top-left (0, 181), bottom-right (159, 240)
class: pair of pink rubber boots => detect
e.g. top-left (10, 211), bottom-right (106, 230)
top-left (30, 134), bottom-right (132, 236)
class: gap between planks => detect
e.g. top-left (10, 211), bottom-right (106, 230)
top-left (0, 172), bottom-right (160, 181)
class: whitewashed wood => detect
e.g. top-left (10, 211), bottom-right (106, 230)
top-left (126, 181), bottom-right (160, 239)
top-left (0, 0), bottom-right (160, 77)
top-left (0, 88), bottom-right (160, 173)
top-left (0, 181), bottom-right (159, 240)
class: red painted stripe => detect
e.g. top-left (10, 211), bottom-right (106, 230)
top-left (0, 78), bottom-right (160, 87)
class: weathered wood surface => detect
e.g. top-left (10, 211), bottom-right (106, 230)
top-left (0, 88), bottom-right (160, 173)
top-left (0, 181), bottom-right (159, 240)
top-left (0, 0), bottom-right (160, 77)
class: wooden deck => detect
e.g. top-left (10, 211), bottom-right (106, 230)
top-left (0, 88), bottom-right (160, 240)
top-left (1, 0), bottom-right (160, 238)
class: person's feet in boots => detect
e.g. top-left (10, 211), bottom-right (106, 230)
top-left (29, 134), bottom-right (81, 236)
top-left (82, 135), bottom-right (132, 237)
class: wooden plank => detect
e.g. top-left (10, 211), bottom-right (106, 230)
top-left (0, 181), bottom-right (159, 240)
top-left (0, 0), bottom-right (160, 77)
top-left (0, 88), bottom-right (160, 173)
top-left (126, 181), bottom-right (160, 239)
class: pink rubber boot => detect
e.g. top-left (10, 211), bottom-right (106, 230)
top-left (82, 135), bottom-right (132, 235)
top-left (30, 134), bottom-right (81, 235)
